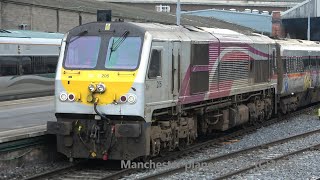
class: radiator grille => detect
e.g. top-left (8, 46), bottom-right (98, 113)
top-left (219, 60), bottom-right (249, 90)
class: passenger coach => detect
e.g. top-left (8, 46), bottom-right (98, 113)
top-left (0, 30), bottom-right (63, 101)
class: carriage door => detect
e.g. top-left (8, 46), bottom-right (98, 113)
top-left (171, 41), bottom-right (181, 99)
top-left (310, 54), bottom-right (318, 88)
top-left (145, 41), bottom-right (171, 104)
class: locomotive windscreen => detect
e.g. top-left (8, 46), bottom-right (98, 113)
top-left (62, 22), bottom-right (146, 71)
top-left (65, 36), bottom-right (101, 69)
top-left (105, 37), bottom-right (142, 70)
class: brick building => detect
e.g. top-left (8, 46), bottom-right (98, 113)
top-left (0, 0), bottom-right (253, 33)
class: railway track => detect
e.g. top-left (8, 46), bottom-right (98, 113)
top-left (24, 104), bottom-right (319, 180)
top-left (24, 161), bottom-right (119, 180)
top-left (139, 128), bottom-right (320, 180)
top-left (214, 143), bottom-right (320, 180)
top-left (0, 135), bottom-right (51, 153)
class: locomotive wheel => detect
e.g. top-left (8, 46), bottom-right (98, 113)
top-left (140, 155), bottom-right (151, 163)
top-left (281, 105), bottom-right (287, 114)
top-left (178, 138), bottom-right (187, 151)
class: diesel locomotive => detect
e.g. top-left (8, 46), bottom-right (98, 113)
top-left (47, 21), bottom-right (320, 160)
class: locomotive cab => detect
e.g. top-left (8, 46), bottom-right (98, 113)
top-left (56, 22), bottom-right (147, 114)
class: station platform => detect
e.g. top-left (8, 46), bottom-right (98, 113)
top-left (0, 96), bottom-right (55, 143)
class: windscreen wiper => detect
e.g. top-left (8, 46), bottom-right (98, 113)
top-left (68, 30), bottom-right (88, 44)
top-left (108, 31), bottom-right (129, 61)
top-left (111, 31), bottom-right (129, 51)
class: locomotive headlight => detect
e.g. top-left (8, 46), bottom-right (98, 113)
top-left (68, 93), bottom-right (76, 102)
top-left (120, 95), bottom-right (127, 103)
top-left (59, 92), bottom-right (68, 101)
top-left (127, 94), bottom-right (137, 104)
top-left (97, 83), bottom-right (106, 93)
top-left (88, 84), bottom-right (96, 92)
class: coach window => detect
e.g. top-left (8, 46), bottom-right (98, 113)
top-left (148, 49), bottom-right (162, 79)
top-left (288, 58), bottom-right (294, 73)
top-left (297, 57), bottom-right (304, 72)
top-left (32, 57), bottom-right (46, 74)
top-left (284, 57), bottom-right (290, 73)
top-left (0, 57), bottom-right (18, 76)
top-left (311, 58), bottom-right (317, 69)
top-left (303, 57), bottom-right (310, 69)
top-left (46, 57), bottom-right (58, 73)
top-left (21, 57), bottom-right (32, 75)
top-left (272, 49), bottom-right (276, 70)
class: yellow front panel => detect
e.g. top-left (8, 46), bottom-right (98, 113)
top-left (61, 68), bottom-right (138, 105)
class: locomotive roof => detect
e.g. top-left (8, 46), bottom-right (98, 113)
top-left (276, 39), bottom-right (320, 52)
top-left (132, 22), bottom-right (275, 44)
top-left (276, 38), bottom-right (320, 46)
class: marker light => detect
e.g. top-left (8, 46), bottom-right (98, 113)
top-left (88, 84), bottom-right (96, 92)
top-left (120, 95), bottom-right (127, 103)
top-left (87, 94), bottom-right (94, 103)
top-left (127, 94), bottom-right (137, 104)
top-left (97, 83), bottom-right (106, 93)
top-left (68, 93), bottom-right (76, 101)
top-left (59, 92), bottom-right (68, 101)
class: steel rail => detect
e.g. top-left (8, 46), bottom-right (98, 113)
top-left (24, 162), bottom-right (83, 180)
top-left (137, 128), bottom-right (320, 180)
top-left (0, 135), bottom-right (51, 153)
top-left (214, 143), bottom-right (320, 180)
top-left (101, 104), bottom-right (320, 180)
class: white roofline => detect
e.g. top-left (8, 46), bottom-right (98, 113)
top-left (0, 37), bottom-right (62, 45)
top-left (98, 0), bottom-right (300, 7)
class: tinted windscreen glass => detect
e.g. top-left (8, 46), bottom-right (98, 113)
top-left (65, 36), bottom-right (101, 68)
top-left (105, 37), bottom-right (141, 70)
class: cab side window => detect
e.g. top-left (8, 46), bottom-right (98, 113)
top-left (148, 49), bottom-right (162, 79)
